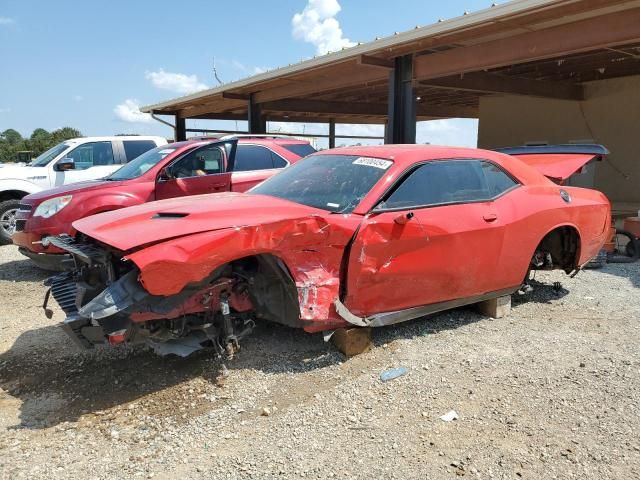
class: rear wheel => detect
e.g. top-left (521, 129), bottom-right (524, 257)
top-left (0, 199), bottom-right (20, 245)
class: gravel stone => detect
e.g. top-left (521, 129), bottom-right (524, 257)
top-left (0, 244), bottom-right (639, 479)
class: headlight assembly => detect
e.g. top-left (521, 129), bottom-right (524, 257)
top-left (33, 195), bottom-right (73, 218)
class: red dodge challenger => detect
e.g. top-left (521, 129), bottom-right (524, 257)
top-left (43, 144), bottom-right (610, 356)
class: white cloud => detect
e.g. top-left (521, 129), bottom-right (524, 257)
top-left (0, 107), bottom-right (10, 113)
top-left (0, 17), bottom-right (15, 26)
top-left (145, 69), bottom-right (208, 95)
top-left (292, 0), bottom-right (355, 55)
top-left (113, 99), bottom-right (153, 124)
top-left (73, 95), bottom-right (83, 102)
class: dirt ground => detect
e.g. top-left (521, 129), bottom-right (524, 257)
top-left (0, 243), bottom-right (639, 480)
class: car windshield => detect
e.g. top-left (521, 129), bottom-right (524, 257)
top-left (251, 154), bottom-right (392, 213)
top-left (31, 142), bottom-right (70, 167)
top-left (107, 146), bottom-right (179, 181)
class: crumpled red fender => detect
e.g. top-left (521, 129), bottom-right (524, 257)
top-left (124, 214), bottom-right (359, 330)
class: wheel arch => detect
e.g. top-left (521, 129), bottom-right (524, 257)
top-left (0, 189), bottom-right (30, 202)
top-left (532, 223), bottom-right (582, 273)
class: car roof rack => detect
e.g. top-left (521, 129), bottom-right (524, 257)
top-left (495, 144), bottom-right (609, 156)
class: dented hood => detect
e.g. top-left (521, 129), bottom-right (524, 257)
top-left (72, 192), bottom-right (325, 251)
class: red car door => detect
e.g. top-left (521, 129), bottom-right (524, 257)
top-left (345, 159), bottom-right (519, 317)
top-left (155, 143), bottom-right (231, 200)
top-left (229, 144), bottom-right (288, 192)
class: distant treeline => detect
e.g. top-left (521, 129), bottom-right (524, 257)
top-left (0, 127), bottom-right (82, 163)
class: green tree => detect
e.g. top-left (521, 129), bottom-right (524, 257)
top-left (0, 127), bottom-right (82, 163)
top-left (1, 129), bottom-right (23, 145)
top-left (0, 129), bottom-right (27, 163)
top-left (29, 128), bottom-right (52, 155)
top-left (50, 127), bottom-right (81, 144)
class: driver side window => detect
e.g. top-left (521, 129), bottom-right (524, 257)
top-left (65, 142), bottom-right (115, 170)
top-left (381, 159), bottom-right (518, 210)
top-left (169, 145), bottom-right (224, 178)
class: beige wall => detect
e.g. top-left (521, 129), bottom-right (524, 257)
top-left (478, 75), bottom-right (640, 207)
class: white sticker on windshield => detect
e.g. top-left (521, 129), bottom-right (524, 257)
top-left (353, 157), bottom-right (392, 170)
top-left (158, 149), bottom-right (175, 158)
top-left (327, 202), bottom-right (340, 208)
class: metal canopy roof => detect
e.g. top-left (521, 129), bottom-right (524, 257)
top-left (142, 0), bottom-right (640, 124)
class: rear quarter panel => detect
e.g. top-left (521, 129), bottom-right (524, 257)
top-left (496, 184), bottom-right (610, 287)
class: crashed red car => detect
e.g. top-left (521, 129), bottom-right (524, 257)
top-left (13, 136), bottom-right (315, 270)
top-left (44, 144), bottom-right (611, 356)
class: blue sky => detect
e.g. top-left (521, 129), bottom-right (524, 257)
top-left (0, 0), bottom-right (491, 147)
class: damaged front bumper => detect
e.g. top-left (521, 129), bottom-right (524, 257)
top-left (43, 234), bottom-right (257, 357)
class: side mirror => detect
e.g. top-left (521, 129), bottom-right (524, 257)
top-left (157, 167), bottom-right (174, 182)
top-left (393, 212), bottom-right (414, 225)
top-left (55, 158), bottom-right (75, 171)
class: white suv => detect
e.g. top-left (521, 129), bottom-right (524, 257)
top-left (0, 135), bottom-right (167, 244)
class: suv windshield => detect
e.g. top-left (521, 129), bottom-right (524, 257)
top-left (251, 154), bottom-right (392, 213)
top-left (107, 146), bottom-right (179, 181)
top-left (31, 142), bottom-right (70, 167)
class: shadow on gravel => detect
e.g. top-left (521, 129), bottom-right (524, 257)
top-left (0, 258), bottom-right (50, 282)
top-left (369, 278), bottom-right (571, 347)
top-left (512, 279), bottom-right (570, 306)
top-left (0, 322), bottom-right (338, 429)
top-left (590, 262), bottom-right (640, 288)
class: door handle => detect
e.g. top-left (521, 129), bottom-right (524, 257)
top-left (483, 213), bottom-right (498, 222)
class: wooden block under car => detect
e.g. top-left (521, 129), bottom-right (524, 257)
top-left (332, 327), bottom-right (372, 357)
top-left (475, 295), bottom-right (512, 319)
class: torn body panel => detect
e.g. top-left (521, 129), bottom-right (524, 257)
top-left (48, 209), bottom-right (358, 350)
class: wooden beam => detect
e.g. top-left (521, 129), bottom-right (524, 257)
top-left (222, 92), bottom-right (250, 100)
top-left (261, 98), bottom-right (477, 118)
top-left (175, 115), bottom-right (186, 142)
top-left (422, 72), bottom-right (585, 100)
top-left (386, 54), bottom-right (416, 144)
top-left (254, 66), bottom-right (388, 103)
top-left (180, 99), bottom-right (247, 118)
top-left (358, 54), bottom-right (394, 69)
top-left (414, 8), bottom-right (640, 80)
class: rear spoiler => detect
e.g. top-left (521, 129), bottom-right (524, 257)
top-left (494, 144), bottom-right (609, 183)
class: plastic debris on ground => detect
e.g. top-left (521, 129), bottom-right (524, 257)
top-left (439, 410), bottom-right (459, 422)
top-left (379, 367), bottom-right (408, 382)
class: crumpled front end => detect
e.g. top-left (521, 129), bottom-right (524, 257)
top-left (44, 214), bottom-right (357, 356)
top-left (44, 234), bottom-right (258, 357)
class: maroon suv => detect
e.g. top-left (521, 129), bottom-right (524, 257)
top-left (13, 135), bottom-right (315, 270)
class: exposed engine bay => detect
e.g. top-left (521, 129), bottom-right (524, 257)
top-left (44, 234), bottom-right (302, 357)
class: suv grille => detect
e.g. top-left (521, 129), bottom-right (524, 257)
top-left (18, 203), bottom-right (32, 212)
top-left (14, 219), bottom-right (26, 232)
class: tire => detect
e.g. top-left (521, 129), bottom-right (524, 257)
top-left (607, 229), bottom-right (640, 264)
top-left (0, 199), bottom-right (21, 245)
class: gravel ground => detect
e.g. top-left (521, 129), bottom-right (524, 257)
top-left (0, 243), bottom-right (639, 480)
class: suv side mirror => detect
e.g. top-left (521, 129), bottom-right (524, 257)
top-left (55, 158), bottom-right (75, 171)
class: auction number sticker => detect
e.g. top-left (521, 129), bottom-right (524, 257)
top-left (353, 157), bottom-right (393, 170)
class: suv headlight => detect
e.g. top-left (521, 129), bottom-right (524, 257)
top-left (33, 195), bottom-right (73, 218)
